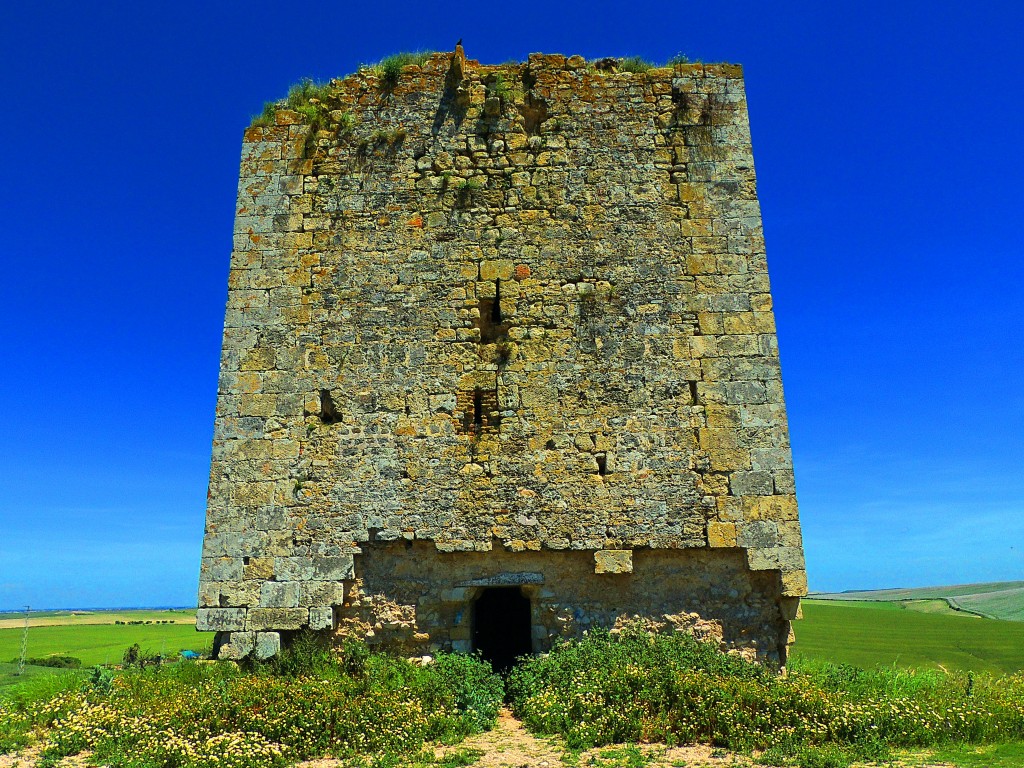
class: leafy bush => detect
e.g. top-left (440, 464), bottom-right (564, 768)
top-left (16, 656), bottom-right (82, 669)
top-left (257, 629), bottom-right (336, 677)
top-left (2, 646), bottom-right (504, 766)
top-left (508, 626), bottom-right (1024, 765)
top-left (428, 653), bottom-right (505, 733)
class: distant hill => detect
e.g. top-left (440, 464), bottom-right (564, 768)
top-left (811, 581), bottom-right (1024, 622)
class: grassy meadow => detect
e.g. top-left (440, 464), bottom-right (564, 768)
top-left (0, 609), bottom-right (212, 685)
top-left (792, 599), bottom-right (1024, 674)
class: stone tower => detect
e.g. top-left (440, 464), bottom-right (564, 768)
top-left (198, 48), bottom-right (806, 666)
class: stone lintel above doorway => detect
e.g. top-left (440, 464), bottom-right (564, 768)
top-left (456, 572), bottom-right (544, 588)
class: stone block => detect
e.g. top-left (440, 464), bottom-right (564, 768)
top-left (260, 581), bottom-right (299, 607)
top-left (781, 569), bottom-right (808, 597)
top-left (247, 608), bottom-right (307, 631)
top-left (309, 606), bottom-right (336, 630)
top-left (742, 495), bottom-right (799, 521)
top-left (750, 448), bottom-right (792, 471)
top-left (480, 260), bottom-right (514, 281)
top-left (313, 555), bottom-right (355, 580)
top-left (737, 521), bottom-right (778, 549)
top-left (729, 471), bottom-right (774, 496)
top-left (196, 608), bottom-right (246, 632)
top-left (594, 550), bottom-right (633, 574)
top-left (707, 522), bottom-right (737, 548)
top-left (256, 507), bottom-right (289, 531)
top-left (275, 556), bottom-right (314, 580)
top-left (747, 546), bottom-right (805, 572)
top-left (254, 632), bottom-right (281, 660)
top-left (300, 580), bottom-right (348, 605)
top-left (202, 557), bottom-right (243, 582)
top-left (198, 582), bottom-right (222, 608)
top-left (219, 631), bottom-right (256, 660)
top-left (243, 557), bottom-right (275, 580)
top-left (779, 597), bottom-right (801, 621)
top-left (777, 521), bottom-right (803, 548)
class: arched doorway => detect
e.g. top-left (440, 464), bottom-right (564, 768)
top-left (471, 587), bottom-right (532, 673)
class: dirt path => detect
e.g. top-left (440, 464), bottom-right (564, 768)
top-left (449, 708), bottom-right (755, 767)
top-left (298, 708), bottom-right (757, 767)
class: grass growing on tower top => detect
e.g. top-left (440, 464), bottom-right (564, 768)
top-left (370, 51), bottom-right (436, 90)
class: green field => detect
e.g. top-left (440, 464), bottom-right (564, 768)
top-left (792, 599), bottom-right (1024, 674)
top-left (0, 608), bottom-right (195, 629)
top-left (0, 622), bottom-right (214, 669)
top-left (4, 597), bottom-right (1024, 686)
top-left (812, 580), bottom-right (1024, 622)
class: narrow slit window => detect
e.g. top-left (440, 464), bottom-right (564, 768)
top-left (473, 387), bottom-right (484, 430)
top-left (688, 380), bottom-right (699, 405)
top-left (320, 389), bottom-right (340, 423)
top-left (456, 387), bottom-right (501, 435)
top-left (477, 279), bottom-right (509, 343)
top-left (491, 278), bottom-right (503, 323)
top-left (595, 453), bottom-right (608, 476)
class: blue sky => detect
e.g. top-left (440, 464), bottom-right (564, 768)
top-left (1, 1), bottom-right (1021, 610)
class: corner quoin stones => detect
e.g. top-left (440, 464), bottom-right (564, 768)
top-left (198, 47), bottom-right (807, 664)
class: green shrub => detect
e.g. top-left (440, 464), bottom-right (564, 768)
top-left (618, 56), bottom-right (654, 74)
top-left (285, 77), bottom-right (331, 111)
top-left (0, 670), bottom-right (87, 755)
top-left (508, 626), bottom-right (1024, 762)
top-left (17, 656), bottom-right (81, 669)
top-left (3, 646), bottom-right (504, 764)
top-left (258, 629), bottom-right (337, 678)
top-left (428, 653), bottom-right (505, 733)
top-left (489, 73), bottom-right (512, 101)
top-left (250, 100), bottom-right (278, 128)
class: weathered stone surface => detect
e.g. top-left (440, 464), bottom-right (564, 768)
top-left (309, 606), bottom-right (335, 630)
top-left (594, 550), bottom-right (633, 574)
top-left (779, 597), bottom-right (801, 621)
top-left (260, 581), bottom-right (299, 608)
top-left (707, 522), bottom-right (737, 548)
top-left (218, 631), bottom-right (256, 659)
top-left (196, 608), bottom-right (246, 632)
top-left (200, 50), bottom-right (806, 665)
top-left (313, 556), bottom-right (354, 580)
top-left (254, 631), bottom-right (281, 660)
top-left (247, 608), bottom-right (307, 631)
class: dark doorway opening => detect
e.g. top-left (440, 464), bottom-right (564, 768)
top-left (471, 587), bottom-right (532, 673)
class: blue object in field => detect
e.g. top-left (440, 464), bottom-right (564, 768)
top-left (180, 650), bottom-right (200, 660)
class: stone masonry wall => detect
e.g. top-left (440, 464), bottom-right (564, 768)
top-left (198, 49), bottom-right (806, 664)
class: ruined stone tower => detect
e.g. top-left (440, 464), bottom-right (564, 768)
top-left (198, 48), bottom-right (806, 666)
